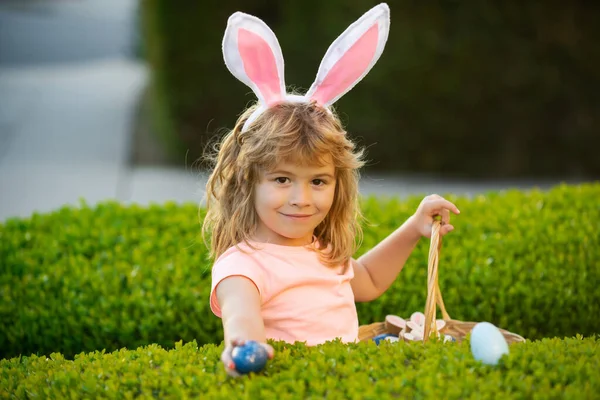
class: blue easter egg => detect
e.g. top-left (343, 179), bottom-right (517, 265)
top-left (231, 341), bottom-right (268, 374)
top-left (470, 322), bottom-right (509, 366)
top-left (372, 334), bottom-right (398, 345)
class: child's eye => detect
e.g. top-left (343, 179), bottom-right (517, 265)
top-left (312, 179), bottom-right (326, 186)
top-left (275, 177), bottom-right (289, 184)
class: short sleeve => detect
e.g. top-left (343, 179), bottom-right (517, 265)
top-left (209, 249), bottom-right (265, 318)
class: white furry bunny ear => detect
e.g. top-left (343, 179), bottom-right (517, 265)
top-left (305, 3), bottom-right (390, 107)
top-left (223, 4), bottom-right (390, 131)
top-left (222, 11), bottom-right (286, 112)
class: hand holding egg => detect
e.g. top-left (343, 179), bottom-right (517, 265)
top-left (231, 340), bottom-right (269, 374)
top-left (222, 339), bottom-right (273, 377)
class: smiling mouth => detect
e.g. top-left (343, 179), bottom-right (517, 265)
top-left (281, 213), bottom-right (314, 218)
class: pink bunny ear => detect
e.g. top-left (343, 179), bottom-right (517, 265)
top-left (305, 3), bottom-right (390, 107)
top-left (222, 12), bottom-right (286, 107)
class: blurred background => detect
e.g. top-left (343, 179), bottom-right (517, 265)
top-left (1, 0), bottom-right (598, 221)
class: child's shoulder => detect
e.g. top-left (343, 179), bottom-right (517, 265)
top-left (214, 241), bottom-right (257, 264)
top-left (214, 240), bottom-right (287, 265)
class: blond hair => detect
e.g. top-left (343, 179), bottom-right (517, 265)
top-left (201, 101), bottom-right (365, 268)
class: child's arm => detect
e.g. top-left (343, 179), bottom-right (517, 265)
top-left (350, 194), bottom-right (460, 302)
top-left (216, 276), bottom-right (274, 376)
top-left (216, 276), bottom-right (266, 343)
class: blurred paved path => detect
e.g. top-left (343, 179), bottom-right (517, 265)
top-left (0, 0), bottom-right (138, 65)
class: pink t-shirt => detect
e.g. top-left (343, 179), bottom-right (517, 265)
top-left (210, 241), bottom-right (359, 346)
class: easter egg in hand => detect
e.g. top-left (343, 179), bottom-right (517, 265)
top-left (470, 322), bottom-right (509, 366)
top-left (231, 341), bottom-right (268, 374)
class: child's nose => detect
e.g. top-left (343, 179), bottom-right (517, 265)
top-left (289, 184), bottom-right (311, 207)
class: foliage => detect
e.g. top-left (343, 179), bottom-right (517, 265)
top-left (1, 183), bottom-right (599, 361)
top-left (140, 1), bottom-right (600, 178)
top-left (2, 336), bottom-right (599, 399)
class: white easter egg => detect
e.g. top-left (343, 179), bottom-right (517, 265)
top-left (470, 322), bottom-right (509, 365)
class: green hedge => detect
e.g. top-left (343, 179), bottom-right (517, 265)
top-left (355, 182), bottom-right (600, 340)
top-left (1, 183), bottom-right (599, 361)
top-left (2, 336), bottom-right (599, 398)
top-left (141, 1), bottom-right (600, 178)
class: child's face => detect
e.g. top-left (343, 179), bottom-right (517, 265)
top-left (253, 156), bottom-right (336, 246)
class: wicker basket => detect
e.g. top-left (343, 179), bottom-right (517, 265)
top-left (358, 220), bottom-right (526, 345)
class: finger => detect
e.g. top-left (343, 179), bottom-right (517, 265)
top-left (221, 348), bottom-right (233, 364)
top-left (262, 343), bottom-right (275, 359)
top-left (428, 198), bottom-right (460, 215)
top-left (221, 350), bottom-right (240, 377)
top-left (221, 347), bottom-right (235, 368)
top-left (440, 224), bottom-right (455, 236)
top-left (222, 339), bottom-right (241, 365)
top-left (221, 349), bottom-right (229, 364)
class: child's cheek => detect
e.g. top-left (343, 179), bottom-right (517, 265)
top-left (264, 185), bottom-right (287, 208)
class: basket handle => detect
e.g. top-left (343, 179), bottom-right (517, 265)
top-left (423, 220), bottom-right (451, 342)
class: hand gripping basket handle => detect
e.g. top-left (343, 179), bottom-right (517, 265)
top-left (423, 219), bottom-right (451, 342)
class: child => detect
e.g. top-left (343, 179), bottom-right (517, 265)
top-left (203, 4), bottom-right (460, 376)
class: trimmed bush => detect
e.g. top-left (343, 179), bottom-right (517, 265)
top-left (2, 336), bottom-right (599, 398)
top-left (1, 183), bottom-right (599, 360)
top-left (0, 202), bottom-right (218, 361)
top-left (355, 182), bottom-right (600, 341)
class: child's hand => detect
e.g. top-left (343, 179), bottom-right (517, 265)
top-left (410, 194), bottom-right (460, 238)
top-left (221, 338), bottom-right (275, 377)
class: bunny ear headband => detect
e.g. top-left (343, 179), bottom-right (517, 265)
top-left (222, 3), bottom-right (391, 132)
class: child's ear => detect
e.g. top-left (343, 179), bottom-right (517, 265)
top-left (305, 3), bottom-right (390, 107)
